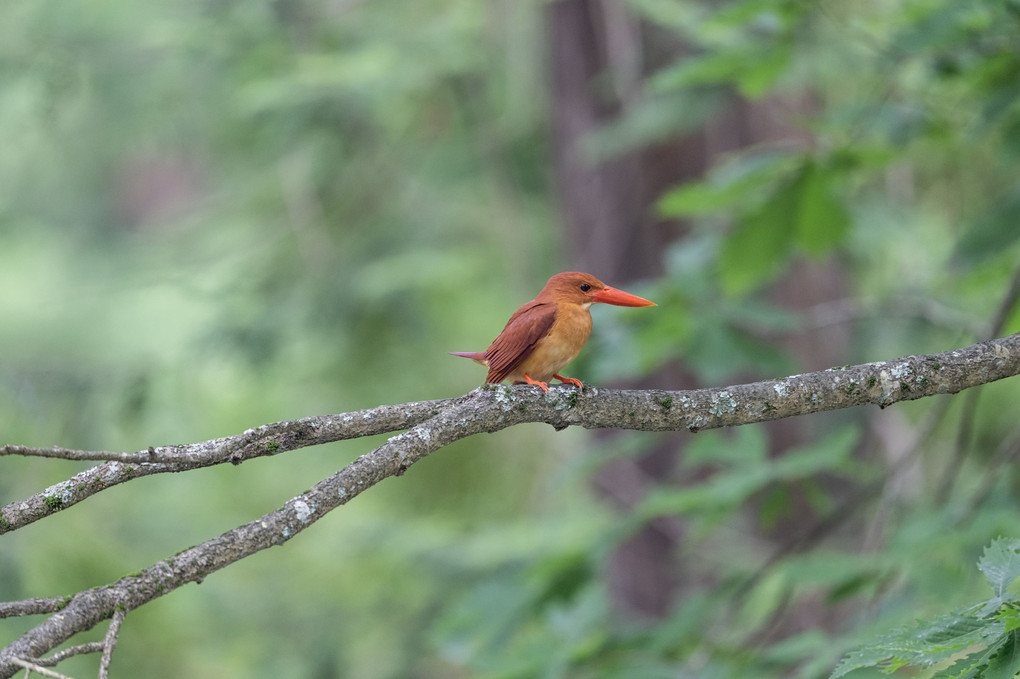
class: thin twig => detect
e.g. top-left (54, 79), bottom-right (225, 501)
top-left (0, 395), bottom-right (470, 533)
top-left (740, 269), bottom-right (1020, 625)
top-left (798, 296), bottom-right (984, 335)
top-left (0, 396), bottom-right (462, 465)
top-left (934, 389), bottom-right (981, 505)
top-left (98, 608), bottom-right (125, 679)
top-left (986, 265), bottom-right (1020, 340)
top-left (747, 269), bottom-right (1020, 585)
top-left (0, 599), bottom-right (68, 620)
top-left (7, 659), bottom-right (71, 679)
top-left (35, 644), bottom-right (103, 667)
top-left (957, 429), bottom-right (1020, 524)
top-left (737, 398), bottom-right (950, 599)
top-left (935, 264), bottom-right (1020, 503)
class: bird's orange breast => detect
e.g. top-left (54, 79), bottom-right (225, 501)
top-left (511, 303), bottom-right (593, 383)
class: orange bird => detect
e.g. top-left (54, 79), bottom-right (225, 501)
top-left (450, 272), bottom-right (655, 391)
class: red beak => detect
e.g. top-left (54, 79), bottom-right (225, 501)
top-left (589, 286), bottom-right (656, 307)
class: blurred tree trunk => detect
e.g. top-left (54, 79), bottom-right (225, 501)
top-left (547, 0), bottom-right (851, 623)
top-left (548, 0), bottom-right (665, 282)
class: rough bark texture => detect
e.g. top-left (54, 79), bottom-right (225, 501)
top-left (0, 333), bottom-right (1018, 677)
top-left (0, 396), bottom-right (464, 532)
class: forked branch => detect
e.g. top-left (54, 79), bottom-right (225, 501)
top-left (0, 333), bottom-right (1018, 677)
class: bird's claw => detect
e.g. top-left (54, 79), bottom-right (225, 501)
top-left (522, 374), bottom-right (551, 392)
top-left (553, 374), bottom-right (584, 390)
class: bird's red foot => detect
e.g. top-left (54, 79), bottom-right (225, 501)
top-left (553, 374), bottom-right (584, 389)
top-left (522, 374), bottom-right (551, 392)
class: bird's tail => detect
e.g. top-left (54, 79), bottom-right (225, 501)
top-left (449, 351), bottom-right (488, 367)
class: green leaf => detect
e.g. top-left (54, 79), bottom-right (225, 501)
top-left (658, 181), bottom-right (747, 217)
top-left (684, 425), bottom-right (769, 467)
top-left (650, 42), bottom-right (791, 99)
top-left (831, 611), bottom-right (1001, 678)
top-left (635, 464), bottom-right (772, 520)
top-left (930, 630), bottom-right (1020, 679)
top-left (984, 631), bottom-right (1020, 679)
top-left (718, 160), bottom-right (851, 295)
top-left (650, 50), bottom-right (749, 92)
top-left (979, 538), bottom-right (1020, 600)
top-left (735, 42), bottom-right (791, 98)
top-left (719, 176), bottom-right (797, 295)
top-left (582, 92), bottom-right (721, 163)
top-left (657, 149), bottom-right (797, 217)
top-left (770, 427), bottom-right (859, 481)
top-left (638, 427), bottom-right (857, 526)
top-left (999, 606), bottom-right (1020, 633)
top-left (792, 163), bottom-right (852, 256)
top-left (623, 0), bottom-right (702, 31)
top-left (832, 539), bottom-right (1020, 678)
top-left (953, 191), bottom-right (1020, 266)
top-left (929, 636), bottom-right (1004, 679)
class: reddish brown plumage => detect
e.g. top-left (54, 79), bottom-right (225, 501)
top-left (450, 272), bottom-right (655, 391)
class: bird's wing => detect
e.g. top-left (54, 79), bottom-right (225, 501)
top-left (484, 301), bottom-right (557, 384)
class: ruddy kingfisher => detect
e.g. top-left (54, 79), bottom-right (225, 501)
top-left (450, 272), bottom-right (656, 391)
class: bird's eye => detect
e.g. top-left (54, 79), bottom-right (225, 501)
top-left (579, 283), bottom-right (591, 292)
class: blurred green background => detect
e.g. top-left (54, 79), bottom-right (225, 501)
top-left (2, 0), bottom-right (1020, 677)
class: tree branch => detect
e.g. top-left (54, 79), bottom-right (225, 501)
top-left (0, 598), bottom-right (68, 620)
top-left (98, 608), bottom-right (125, 679)
top-left (1, 333), bottom-right (1018, 677)
top-left (7, 658), bottom-right (73, 679)
top-left (31, 643), bottom-right (105, 667)
top-left (0, 395), bottom-right (468, 533)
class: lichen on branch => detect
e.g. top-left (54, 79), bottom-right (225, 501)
top-left (0, 333), bottom-right (1018, 677)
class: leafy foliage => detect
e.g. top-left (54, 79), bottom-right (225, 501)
top-left (1, 0), bottom-right (1020, 677)
top-left (715, 158), bottom-right (852, 295)
top-left (832, 539), bottom-right (1020, 678)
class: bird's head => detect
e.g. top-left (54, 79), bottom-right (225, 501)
top-left (538, 272), bottom-right (656, 308)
